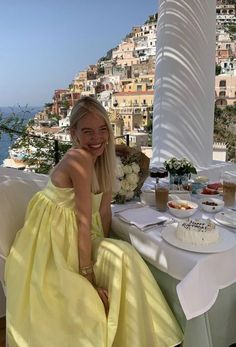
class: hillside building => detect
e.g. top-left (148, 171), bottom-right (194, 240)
top-left (215, 73), bottom-right (236, 107)
top-left (112, 90), bottom-right (153, 131)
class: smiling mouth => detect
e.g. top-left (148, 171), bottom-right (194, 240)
top-left (88, 143), bottom-right (103, 149)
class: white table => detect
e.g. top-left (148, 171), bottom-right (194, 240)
top-left (111, 203), bottom-right (236, 347)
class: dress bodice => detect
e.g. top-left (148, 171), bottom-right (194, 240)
top-left (41, 178), bottom-right (103, 239)
top-left (42, 178), bottom-right (103, 213)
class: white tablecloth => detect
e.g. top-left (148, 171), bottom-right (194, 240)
top-left (111, 206), bottom-right (236, 320)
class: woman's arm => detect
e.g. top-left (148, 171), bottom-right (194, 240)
top-left (64, 149), bottom-right (109, 314)
top-left (99, 191), bottom-right (112, 237)
top-left (67, 149), bottom-right (94, 278)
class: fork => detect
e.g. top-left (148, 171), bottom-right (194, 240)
top-left (141, 218), bottom-right (176, 232)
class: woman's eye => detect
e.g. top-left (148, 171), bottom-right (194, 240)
top-left (100, 127), bottom-right (107, 132)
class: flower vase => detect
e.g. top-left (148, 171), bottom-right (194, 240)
top-left (169, 174), bottom-right (189, 190)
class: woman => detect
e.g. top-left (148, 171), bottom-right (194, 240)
top-left (5, 96), bottom-right (183, 347)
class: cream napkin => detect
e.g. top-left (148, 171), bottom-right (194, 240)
top-left (116, 206), bottom-right (170, 230)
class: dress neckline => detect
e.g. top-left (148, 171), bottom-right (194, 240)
top-left (49, 177), bottom-right (74, 190)
top-left (49, 177), bottom-right (103, 196)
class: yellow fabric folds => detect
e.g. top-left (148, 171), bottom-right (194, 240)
top-left (5, 179), bottom-right (183, 347)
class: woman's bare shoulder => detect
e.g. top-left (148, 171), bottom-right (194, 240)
top-left (50, 148), bottom-right (93, 187)
top-left (66, 148), bottom-right (92, 162)
top-left (62, 148), bottom-right (93, 175)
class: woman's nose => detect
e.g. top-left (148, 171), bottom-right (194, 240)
top-left (91, 130), bottom-right (102, 140)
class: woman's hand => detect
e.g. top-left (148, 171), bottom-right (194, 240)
top-left (96, 287), bottom-right (109, 316)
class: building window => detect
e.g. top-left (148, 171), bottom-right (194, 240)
top-left (219, 80), bottom-right (226, 87)
top-left (137, 85), bottom-right (142, 91)
top-left (219, 91), bottom-right (226, 97)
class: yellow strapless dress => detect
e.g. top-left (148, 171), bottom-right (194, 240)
top-left (5, 179), bottom-right (183, 347)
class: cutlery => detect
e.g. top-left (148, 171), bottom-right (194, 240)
top-left (141, 218), bottom-right (176, 232)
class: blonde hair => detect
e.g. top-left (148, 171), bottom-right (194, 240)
top-left (69, 96), bottom-right (116, 193)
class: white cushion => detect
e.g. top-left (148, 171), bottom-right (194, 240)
top-left (0, 180), bottom-right (40, 258)
top-left (0, 167), bottom-right (48, 189)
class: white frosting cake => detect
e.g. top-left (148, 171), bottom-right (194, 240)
top-left (176, 219), bottom-right (219, 246)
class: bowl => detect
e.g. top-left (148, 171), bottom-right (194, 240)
top-left (200, 197), bottom-right (224, 213)
top-left (167, 200), bottom-right (198, 218)
top-left (197, 187), bottom-right (220, 199)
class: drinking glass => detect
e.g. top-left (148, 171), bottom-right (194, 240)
top-left (155, 181), bottom-right (169, 212)
top-left (221, 171), bottom-right (236, 207)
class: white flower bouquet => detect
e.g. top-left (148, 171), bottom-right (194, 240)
top-left (164, 157), bottom-right (197, 176)
top-left (113, 145), bottom-right (150, 203)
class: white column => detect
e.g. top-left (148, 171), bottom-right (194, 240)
top-left (152, 0), bottom-right (216, 169)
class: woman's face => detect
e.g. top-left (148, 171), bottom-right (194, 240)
top-left (74, 112), bottom-right (109, 159)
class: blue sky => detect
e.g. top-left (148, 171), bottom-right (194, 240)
top-left (0, 0), bottom-right (158, 107)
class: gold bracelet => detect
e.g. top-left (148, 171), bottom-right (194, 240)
top-left (79, 265), bottom-right (94, 276)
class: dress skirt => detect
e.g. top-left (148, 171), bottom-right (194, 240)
top-left (5, 179), bottom-right (183, 347)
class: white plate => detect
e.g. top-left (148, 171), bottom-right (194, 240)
top-left (161, 223), bottom-right (236, 253)
top-left (215, 211), bottom-right (236, 228)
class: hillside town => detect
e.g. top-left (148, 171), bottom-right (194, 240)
top-left (4, 0), bottom-right (236, 170)
top-left (32, 13), bottom-right (157, 148)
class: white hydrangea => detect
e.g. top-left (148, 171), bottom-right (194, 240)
top-left (128, 183), bottom-right (138, 192)
top-left (123, 165), bottom-right (133, 174)
top-left (121, 179), bottom-right (132, 192)
top-left (113, 154), bottom-right (144, 202)
top-left (115, 157), bottom-right (124, 178)
top-left (126, 173), bottom-right (139, 185)
top-left (131, 162), bottom-right (140, 174)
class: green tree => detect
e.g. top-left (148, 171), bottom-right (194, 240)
top-left (61, 99), bottom-right (70, 110)
top-left (227, 24), bottom-right (236, 34)
top-left (0, 110), bottom-right (72, 174)
top-left (144, 119), bottom-right (153, 133)
top-left (214, 105), bottom-right (236, 162)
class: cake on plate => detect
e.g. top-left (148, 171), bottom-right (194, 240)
top-left (176, 219), bottom-right (219, 246)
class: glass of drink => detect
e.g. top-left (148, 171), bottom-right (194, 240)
top-left (222, 172), bottom-right (236, 207)
top-left (150, 167), bottom-right (168, 179)
top-left (155, 181), bottom-right (169, 212)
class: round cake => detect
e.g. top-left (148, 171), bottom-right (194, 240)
top-left (176, 219), bottom-right (219, 246)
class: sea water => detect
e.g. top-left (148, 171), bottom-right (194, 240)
top-left (0, 106), bottom-right (42, 165)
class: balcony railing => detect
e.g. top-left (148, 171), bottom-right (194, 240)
top-left (1, 124), bottom-right (130, 167)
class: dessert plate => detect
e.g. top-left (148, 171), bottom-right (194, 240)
top-left (161, 224), bottom-right (236, 253)
top-left (215, 210), bottom-right (236, 228)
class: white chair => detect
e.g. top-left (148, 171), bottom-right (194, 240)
top-left (0, 179), bottom-right (41, 346)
